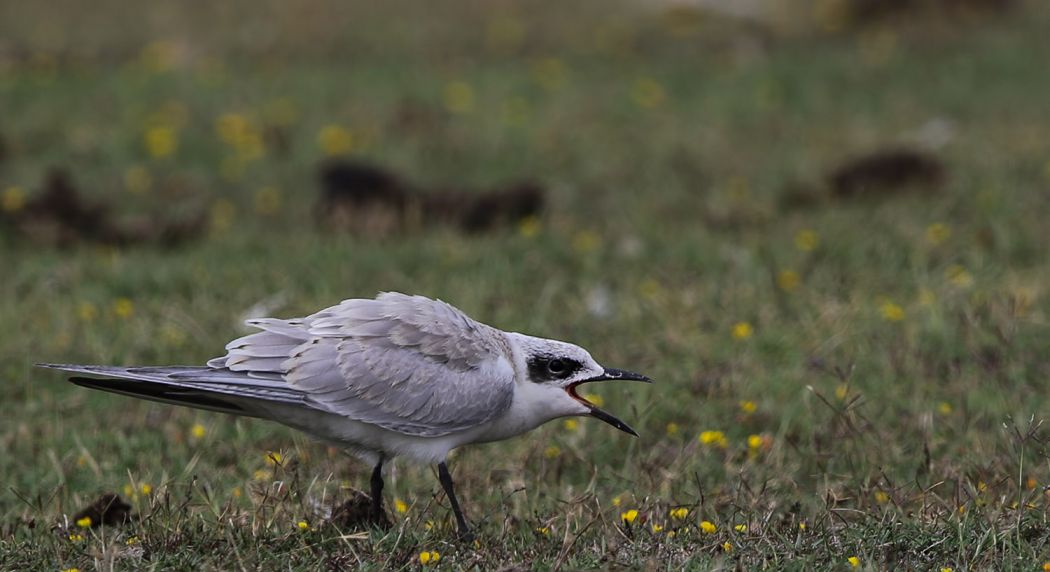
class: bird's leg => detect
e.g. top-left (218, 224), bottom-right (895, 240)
top-left (370, 458), bottom-right (384, 523)
top-left (437, 462), bottom-right (473, 541)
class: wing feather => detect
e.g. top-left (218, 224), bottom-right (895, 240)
top-left (200, 292), bottom-right (515, 437)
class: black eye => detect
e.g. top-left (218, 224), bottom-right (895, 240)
top-left (547, 359), bottom-right (570, 378)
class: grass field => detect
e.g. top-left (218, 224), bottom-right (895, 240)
top-left (3, 1), bottom-right (1050, 569)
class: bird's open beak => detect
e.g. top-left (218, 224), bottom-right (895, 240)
top-left (567, 368), bottom-right (651, 437)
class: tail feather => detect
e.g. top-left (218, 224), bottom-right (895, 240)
top-left (38, 363), bottom-right (310, 419)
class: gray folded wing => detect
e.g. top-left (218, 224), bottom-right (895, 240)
top-left (209, 292), bottom-right (516, 437)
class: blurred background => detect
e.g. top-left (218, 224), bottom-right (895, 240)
top-left (3, 0), bottom-right (1050, 568)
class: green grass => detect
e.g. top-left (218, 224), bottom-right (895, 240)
top-left (3, 1), bottom-right (1050, 569)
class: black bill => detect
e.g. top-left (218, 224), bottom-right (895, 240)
top-left (589, 368), bottom-right (652, 383)
top-left (567, 367), bottom-right (651, 437)
top-left (588, 406), bottom-right (639, 436)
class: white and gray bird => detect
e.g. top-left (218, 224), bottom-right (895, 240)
top-left (39, 292), bottom-right (650, 538)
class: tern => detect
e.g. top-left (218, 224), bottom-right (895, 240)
top-left (39, 292), bottom-right (650, 539)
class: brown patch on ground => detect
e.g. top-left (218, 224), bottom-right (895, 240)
top-left (316, 160), bottom-right (545, 237)
top-left (828, 148), bottom-right (946, 199)
top-left (0, 168), bottom-right (204, 248)
top-left (71, 493), bottom-right (133, 528)
top-left (328, 489), bottom-right (391, 530)
top-left (848, 0), bottom-right (1015, 26)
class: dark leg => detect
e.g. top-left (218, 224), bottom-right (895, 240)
top-left (437, 462), bottom-right (473, 541)
top-left (370, 458), bottom-right (384, 523)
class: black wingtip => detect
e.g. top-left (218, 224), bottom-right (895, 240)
top-left (68, 376), bottom-right (247, 415)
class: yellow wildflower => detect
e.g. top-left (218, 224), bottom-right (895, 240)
top-left (394, 498), bottom-right (408, 513)
top-left (536, 526), bottom-right (550, 536)
top-left (518, 215), bottom-right (540, 238)
top-left (190, 424), bottom-right (206, 439)
top-left (794, 229), bottom-right (819, 251)
top-left (544, 445), bottom-right (560, 459)
top-left (651, 523), bottom-right (663, 533)
top-left (739, 400), bottom-right (757, 415)
top-left (874, 491), bottom-right (889, 504)
top-left (266, 451), bottom-right (283, 465)
top-left (669, 507), bottom-right (689, 520)
top-left (977, 481), bottom-right (987, 493)
top-left (879, 300), bottom-right (905, 322)
top-left (925, 223), bottom-right (951, 245)
top-left (563, 419), bottom-right (579, 431)
top-left (621, 509), bottom-right (639, 524)
top-left (799, 522), bottom-right (807, 531)
top-left (582, 393), bottom-right (603, 408)
top-left (419, 550), bottom-right (441, 565)
top-left (731, 322), bottom-right (753, 340)
top-left (747, 434), bottom-right (764, 451)
top-left (612, 495), bottom-right (622, 507)
top-left (848, 556), bottom-right (860, 568)
top-left (777, 269), bottom-right (800, 292)
top-left (722, 541), bottom-right (733, 553)
top-left (2, 186), bottom-right (26, 212)
top-left (317, 125), bottom-right (353, 156)
top-left (68, 533), bottom-right (84, 542)
top-left (1043, 562), bottom-right (1050, 572)
top-left (443, 81), bottom-right (475, 114)
top-left (144, 126), bottom-right (177, 158)
top-left (296, 520), bottom-right (310, 531)
top-left (215, 113), bottom-right (249, 144)
top-left (699, 430), bottom-right (728, 448)
top-left (232, 487), bottom-right (242, 498)
top-left (700, 520), bottom-right (717, 534)
top-left (665, 422), bottom-right (679, 436)
top-left (113, 298), bottom-right (134, 319)
top-left (945, 265), bottom-right (973, 288)
top-left (940, 568), bottom-right (953, 572)
top-left (140, 484), bottom-right (152, 495)
top-left (734, 524), bottom-right (748, 533)
top-left (835, 384), bottom-right (849, 400)
top-left (1026, 477), bottom-right (1037, 490)
top-left (937, 402), bottom-right (952, 415)
top-left (125, 536), bottom-right (140, 545)
top-left (61, 568), bottom-right (80, 572)
top-left (76, 516), bottom-right (92, 528)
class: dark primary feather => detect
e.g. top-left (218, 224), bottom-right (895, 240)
top-left (38, 363), bottom-right (310, 419)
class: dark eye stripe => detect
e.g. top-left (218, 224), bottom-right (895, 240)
top-left (527, 356), bottom-right (582, 383)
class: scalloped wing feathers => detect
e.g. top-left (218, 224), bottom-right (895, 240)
top-left (209, 293), bottom-right (515, 436)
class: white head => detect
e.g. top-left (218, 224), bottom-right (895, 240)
top-left (505, 332), bottom-right (651, 435)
